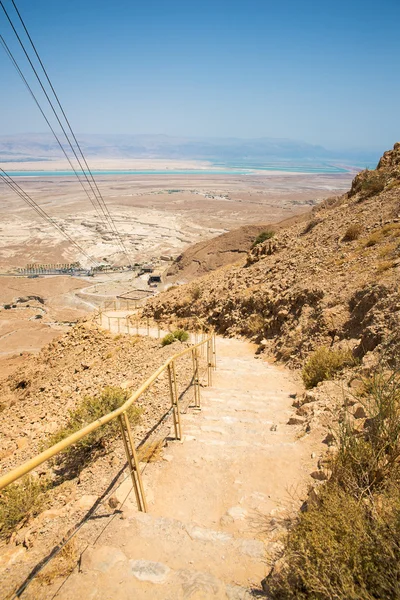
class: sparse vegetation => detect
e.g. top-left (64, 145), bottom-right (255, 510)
top-left (37, 538), bottom-right (79, 585)
top-left (46, 386), bottom-right (142, 475)
top-left (0, 475), bottom-right (49, 541)
top-left (302, 346), bottom-right (356, 388)
top-left (246, 314), bottom-right (265, 336)
top-left (138, 439), bottom-right (164, 463)
top-left (359, 170), bottom-right (387, 198)
top-left (343, 223), bottom-right (362, 241)
top-left (267, 368), bottom-right (400, 600)
top-left (161, 329), bottom-right (189, 346)
top-left (172, 329), bottom-right (189, 342)
top-left (252, 230), bottom-right (275, 247)
top-left (161, 333), bottom-right (176, 346)
top-left (191, 285), bottom-right (202, 300)
top-left (377, 260), bottom-right (396, 273)
top-left (364, 222), bottom-right (400, 248)
top-left (301, 218), bottom-right (321, 236)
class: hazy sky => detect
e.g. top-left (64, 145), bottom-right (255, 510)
top-left (1, 0), bottom-right (399, 152)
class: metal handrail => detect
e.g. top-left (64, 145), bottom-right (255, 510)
top-left (0, 334), bottom-right (215, 503)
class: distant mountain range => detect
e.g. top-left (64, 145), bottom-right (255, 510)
top-left (0, 133), bottom-right (380, 165)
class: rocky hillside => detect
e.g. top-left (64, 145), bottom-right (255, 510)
top-left (166, 224), bottom-right (268, 282)
top-left (145, 143), bottom-right (400, 366)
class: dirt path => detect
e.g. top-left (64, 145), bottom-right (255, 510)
top-left (43, 333), bottom-right (322, 599)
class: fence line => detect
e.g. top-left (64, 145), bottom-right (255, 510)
top-left (0, 331), bottom-right (216, 515)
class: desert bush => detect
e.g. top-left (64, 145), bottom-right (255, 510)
top-left (343, 223), bottom-right (362, 241)
top-left (0, 475), bottom-right (48, 541)
top-left (245, 314), bottom-right (265, 336)
top-left (302, 346), bottom-right (356, 388)
top-left (301, 218), bottom-right (321, 236)
top-left (359, 170), bottom-right (387, 198)
top-left (252, 230), bottom-right (275, 247)
top-left (172, 329), bottom-right (189, 342)
top-left (161, 333), bottom-right (176, 346)
top-left (377, 260), bottom-right (395, 273)
top-left (138, 439), bottom-right (164, 463)
top-left (46, 386), bottom-right (142, 476)
top-left (37, 538), bottom-right (79, 585)
top-left (191, 286), bottom-right (202, 300)
top-left (161, 329), bottom-right (189, 346)
top-left (364, 223), bottom-right (400, 248)
top-left (267, 368), bottom-right (400, 600)
top-left (267, 483), bottom-right (400, 600)
top-left (3, 304), bottom-right (11, 310)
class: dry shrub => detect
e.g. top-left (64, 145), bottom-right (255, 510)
top-left (191, 286), bottom-right (202, 300)
top-left (301, 218), bottom-right (321, 236)
top-left (0, 476), bottom-right (48, 541)
top-left (37, 538), bottom-right (79, 584)
top-left (267, 484), bottom-right (400, 600)
top-left (343, 223), bottom-right (362, 241)
top-left (246, 314), bottom-right (265, 336)
top-left (138, 439), bottom-right (164, 463)
top-left (364, 223), bottom-right (400, 248)
top-left (266, 368), bottom-right (400, 600)
top-left (302, 346), bottom-right (356, 388)
top-left (377, 260), bottom-right (396, 273)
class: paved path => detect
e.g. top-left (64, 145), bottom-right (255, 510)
top-left (53, 332), bottom-right (320, 599)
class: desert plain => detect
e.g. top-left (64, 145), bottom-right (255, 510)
top-left (0, 159), bottom-right (356, 376)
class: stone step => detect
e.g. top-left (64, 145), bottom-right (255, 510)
top-left (84, 511), bottom-right (267, 588)
top-left (56, 549), bottom-right (258, 600)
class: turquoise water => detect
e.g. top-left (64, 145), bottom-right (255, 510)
top-left (5, 164), bottom-right (354, 177)
top-left (6, 169), bottom-right (251, 177)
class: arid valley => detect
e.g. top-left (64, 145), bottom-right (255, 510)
top-left (0, 161), bottom-right (355, 376)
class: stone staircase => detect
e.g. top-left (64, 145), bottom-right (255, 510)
top-left (47, 335), bottom-right (318, 599)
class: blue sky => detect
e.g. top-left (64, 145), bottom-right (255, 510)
top-left (1, 0), bottom-right (399, 153)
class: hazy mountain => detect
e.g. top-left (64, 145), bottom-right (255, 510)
top-left (0, 133), bottom-right (379, 164)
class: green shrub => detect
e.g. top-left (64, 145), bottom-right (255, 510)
top-left (252, 230), bottom-right (275, 247)
top-left (172, 329), bottom-right (189, 342)
top-left (161, 333), bottom-right (176, 346)
top-left (161, 330), bottom-right (189, 346)
top-left (359, 170), bottom-right (387, 198)
top-left (302, 346), bottom-right (356, 388)
top-left (0, 476), bottom-right (48, 541)
top-left (46, 386), bottom-right (142, 476)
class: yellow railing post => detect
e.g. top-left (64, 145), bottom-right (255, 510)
top-left (123, 412), bottom-right (147, 512)
top-left (168, 362), bottom-right (182, 440)
top-left (126, 316), bottom-right (130, 335)
top-left (207, 338), bottom-right (212, 386)
top-left (118, 414), bottom-right (147, 512)
top-left (192, 348), bottom-right (201, 408)
top-left (117, 317), bottom-right (121, 333)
